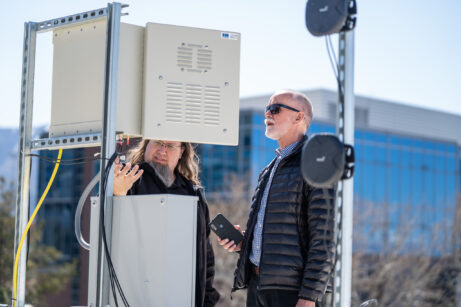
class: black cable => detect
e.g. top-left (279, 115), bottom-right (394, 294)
top-left (327, 35), bottom-right (344, 103)
top-left (26, 152), bottom-right (101, 161)
top-left (101, 154), bottom-right (123, 305)
top-left (26, 153), bottom-right (109, 166)
top-left (325, 35), bottom-right (344, 103)
top-left (327, 35), bottom-right (339, 76)
top-left (101, 155), bottom-right (123, 306)
top-left (100, 152), bottom-right (130, 306)
top-left (325, 36), bottom-right (338, 79)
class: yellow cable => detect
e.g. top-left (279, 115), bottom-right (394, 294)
top-left (13, 149), bottom-right (63, 307)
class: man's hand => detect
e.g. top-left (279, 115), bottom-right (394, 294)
top-left (295, 299), bottom-right (315, 307)
top-left (113, 157), bottom-right (143, 196)
top-left (217, 225), bottom-right (243, 252)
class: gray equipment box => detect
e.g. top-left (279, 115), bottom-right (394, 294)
top-left (90, 194), bottom-right (197, 307)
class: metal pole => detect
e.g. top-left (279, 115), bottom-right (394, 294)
top-left (89, 3), bottom-right (122, 307)
top-left (333, 29), bottom-right (355, 307)
top-left (13, 21), bottom-right (37, 307)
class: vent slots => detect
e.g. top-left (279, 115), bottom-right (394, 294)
top-left (163, 83), bottom-right (223, 126)
top-left (167, 94), bottom-right (182, 99)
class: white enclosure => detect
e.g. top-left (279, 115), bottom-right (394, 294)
top-left (50, 20), bottom-right (240, 145)
top-left (108, 194), bottom-right (197, 306)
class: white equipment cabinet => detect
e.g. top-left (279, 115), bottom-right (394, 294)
top-left (143, 23), bottom-right (240, 144)
top-left (50, 20), bottom-right (144, 137)
top-left (90, 194), bottom-right (198, 307)
top-left (49, 20), bottom-right (240, 145)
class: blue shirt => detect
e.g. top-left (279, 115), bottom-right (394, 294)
top-left (250, 140), bottom-right (300, 266)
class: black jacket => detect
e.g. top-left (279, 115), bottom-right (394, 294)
top-left (233, 136), bottom-right (336, 302)
top-left (128, 162), bottom-right (220, 307)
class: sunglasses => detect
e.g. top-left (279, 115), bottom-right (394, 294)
top-left (265, 103), bottom-right (300, 115)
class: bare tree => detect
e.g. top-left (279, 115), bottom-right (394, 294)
top-left (352, 195), bottom-right (461, 307)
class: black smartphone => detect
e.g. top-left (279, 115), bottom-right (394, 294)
top-left (209, 213), bottom-right (243, 245)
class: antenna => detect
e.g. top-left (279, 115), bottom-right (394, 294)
top-left (305, 0), bottom-right (357, 36)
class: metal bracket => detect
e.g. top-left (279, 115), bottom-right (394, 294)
top-left (30, 133), bottom-right (102, 151)
top-left (36, 7), bottom-right (108, 33)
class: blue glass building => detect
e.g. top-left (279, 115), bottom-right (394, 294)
top-left (198, 89), bottom-right (461, 255)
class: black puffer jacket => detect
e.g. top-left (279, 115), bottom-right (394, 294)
top-left (233, 136), bottom-right (336, 302)
top-left (128, 163), bottom-right (220, 307)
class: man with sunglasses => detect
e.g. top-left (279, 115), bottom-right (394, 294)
top-left (219, 90), bottom-right (335, 307)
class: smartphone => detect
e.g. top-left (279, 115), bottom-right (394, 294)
top-left (209, 213), bottom-right (243, 245)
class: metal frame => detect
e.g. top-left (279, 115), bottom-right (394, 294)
top-left (333, 30), bottom-right (355, 307)
top-left (13, 3), bottom-right (123, 307)
top-left (13, 21), bottom-right (36, 307)
top-left (94, 3), bottom-right (123, 306)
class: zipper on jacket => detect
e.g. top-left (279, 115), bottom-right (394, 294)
top-left (256, 144), bottom-right (303, 291)
top-left (254, 164), bottom-right (274, 291)
top-left (256, 159), bottom-right (285, 290)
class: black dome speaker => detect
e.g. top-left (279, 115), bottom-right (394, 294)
top-left (305, 0), bottom-right (357, 37)
top-left (301, 134), bottom-right (354, 188)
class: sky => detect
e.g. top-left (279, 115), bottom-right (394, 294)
top-left (0, 0), bottom-right (460, 128)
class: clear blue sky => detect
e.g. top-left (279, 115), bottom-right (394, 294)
top-left (1, 0), bottom-right (460, 128)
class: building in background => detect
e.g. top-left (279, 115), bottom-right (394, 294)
top-left (198, 88), bottom-right (461, 255)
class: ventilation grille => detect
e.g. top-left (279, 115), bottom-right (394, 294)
top-left (165, 82), bottom-right (221, 126)
top-left (177, 43), bottom-right (213, 73)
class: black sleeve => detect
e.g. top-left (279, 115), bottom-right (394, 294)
top-left (299, 186), bottom-right (336, 302)
top-left (200, 191), bottom-right (220, 306)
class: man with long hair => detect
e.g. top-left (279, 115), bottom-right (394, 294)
top-left (113, 139), bottom-right (220, 307)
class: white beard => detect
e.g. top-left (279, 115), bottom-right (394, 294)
top-left (265, 124), bottom-right (290, 140)
top-left (150, 162), bottom-right (175, 187)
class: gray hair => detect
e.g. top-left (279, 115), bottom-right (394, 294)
top-left (270, 89), bottom-right (313, 128)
